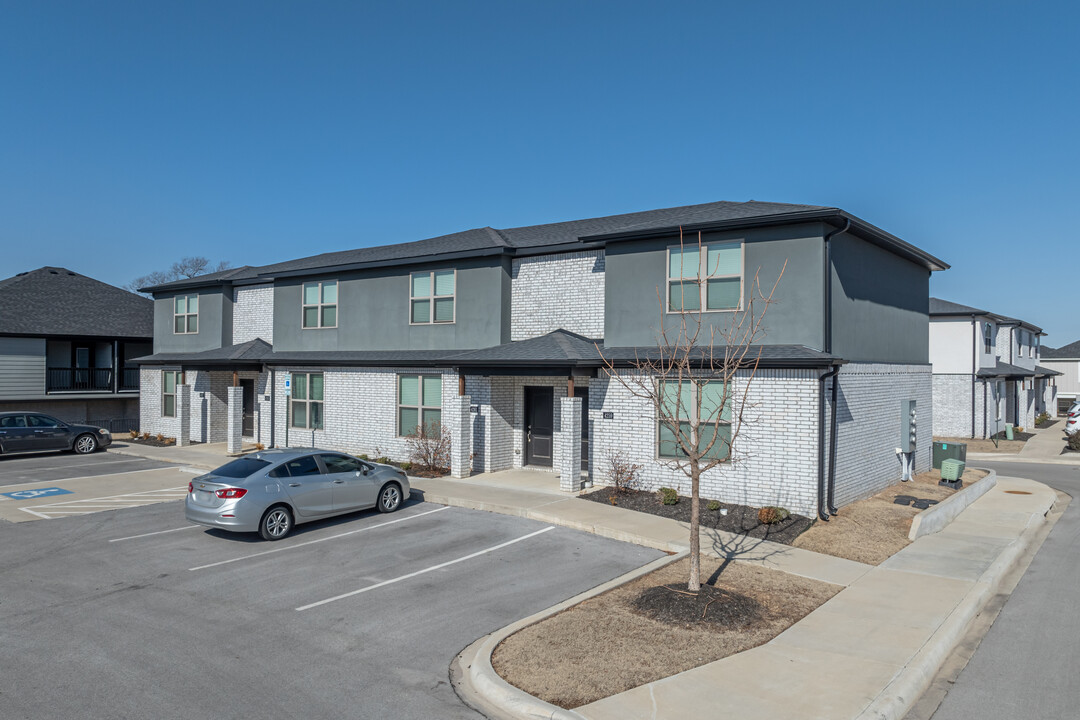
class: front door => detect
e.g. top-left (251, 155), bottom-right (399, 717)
top-left (524, 387), bottom-right (554, 467)
top-left (240, 379), bottom-right (255, 437)
top-left (577, 388), bottom-right (589, 472)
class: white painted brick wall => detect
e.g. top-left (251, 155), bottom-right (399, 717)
top-left (932, 374), bottom-right (976, 438)
top-left (233, 284), bottom-right (275, 344)
top-left (139, 367), bottom-right (180, 439)
top-left (511, 250), bottom-right (605, 340)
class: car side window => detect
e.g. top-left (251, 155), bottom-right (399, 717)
top-left (268, 465), bottom-right (290, 479)
top-left (27, 415), bottom-right (60, 428)
top-left (319, 454), bottom-right (364, 473)
top-left (1, 416), bottom-right (27, 428)
top-left (282, 455), bottom-right (323, 476)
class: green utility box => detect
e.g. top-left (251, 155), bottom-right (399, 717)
top-left (941, 458), bottom-right (966, 484)
top-left (932, 441), bottom-right (967, 470)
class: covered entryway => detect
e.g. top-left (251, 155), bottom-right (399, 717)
top-left (240, 378), bottom-right (256, 438)
top-left (524, 386), bottom-right (554, 467)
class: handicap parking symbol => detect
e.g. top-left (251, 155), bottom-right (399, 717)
top-left (2, 487), bottom-right (74, 501)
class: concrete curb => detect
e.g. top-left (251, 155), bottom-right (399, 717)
top-left (908, 470), bottom-right (997, 540)
top-left (855, 483), bottom-right (1056, 720)
top-left (966, 452), bottom-right (1080, 466)
top-left (451, 551), bottom-right (688, 720)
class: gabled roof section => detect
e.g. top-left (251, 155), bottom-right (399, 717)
top-left (134, 338), bottom-right (273, 365)
top-left (1042, 341), bottom-right (1080, 360)
top-left (929, 298), bottom-right (989, 316)
top-left (1035, 365), bottom-right (1063, 378)
top-left (449, 329), bottom-right (602, 366)
top-left (0, 267), bottom-right (153, 338)
top-left (976, 360), bottom-right (1035, 379)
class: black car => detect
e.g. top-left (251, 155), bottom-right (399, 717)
top-left (0, 412), bottom-right (112, 456)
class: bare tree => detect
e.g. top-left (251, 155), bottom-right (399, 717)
top-left (126, 257), bottom-right (232, 295)
top-left (598, 229), bottom-right (785, 592)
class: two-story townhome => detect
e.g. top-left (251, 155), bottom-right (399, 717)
top-left (136, 200), bottom-right (946, 519)
top-left (0, 267), bottom-right (153, 430)
top-left (929, 298), bottom-right (1059, 438)
top-left (1041, 341), bottom-right (1080, 415)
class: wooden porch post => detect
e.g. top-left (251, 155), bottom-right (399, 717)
top-left (458, 370), bottom-right (466, 396)
top-left (232, 370), bottom-right (239, 387)
top-left (567, 375), bottom-right (575, 398)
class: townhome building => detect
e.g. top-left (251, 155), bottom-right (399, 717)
top-left (136, 200), bottom-right (946, 519)
top-left (1041, 341), bottom-right (1080, 415)
top-left (929, 298), bottom-right (1059, 438)
top-left (0, 267), bottom-right (152, 430)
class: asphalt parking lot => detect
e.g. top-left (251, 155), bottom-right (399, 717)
top-left (0, 492), bottom-right (663, 719)
top-left (0, 448), bottom-right (175, 485)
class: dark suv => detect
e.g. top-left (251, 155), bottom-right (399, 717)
top-left (0, 412), bottom-right (112, 456)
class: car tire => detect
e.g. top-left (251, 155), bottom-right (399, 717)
top-left (377, 483), bottom-right (402, 513)
top-left (73, 434), bottom-right (98, 454)
top-left (259, 505), bottom-right (293, 541)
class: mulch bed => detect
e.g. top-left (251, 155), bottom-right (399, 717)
top-left (991, 429), bottom-right (1035, 442)
top-left (120, 437), bottom-right (199, 448)
top-left (1036, 419), bottom-right (1059, 429)
top-left (632, 583), bottom-right (763, 630)
top-left (580, 487), bottom-right (812, 545)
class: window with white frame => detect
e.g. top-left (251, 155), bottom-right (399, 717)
top-left (398, 374), bottom-right (441, 435)
top-left (410, 270), bottom-right (455, 324)
top-left (162, 371), bottom-right (180, 417)
top-left (302, 281), bottom-right (337, 329)
top-left (173, 295), bottom-right (198, 334)
top-left (667, 242), bottom-right (742, 313)
top-left (656, 379), bottom-right (732, 460)
top-left (984, 323), bottom-right (993, 354)
top-left (290, 372), bottom-right (324, 429)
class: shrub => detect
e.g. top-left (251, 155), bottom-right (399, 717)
top-left (758, 506), bottom-right (791, 524)
top-left (1036, 411), bottom-right (1051, 426)
top-left (164, 437), bottom-right (175, 446)
top-left (141, 432), bottom-right (150, 440)
top-left (254, 442), bottom-right (265, 451)
top-left (1068, 432), bottom-right (1080, 452)
top-left (658, 487), bottom-right (679, 506)
top-left (358, 454), bottom-right (369, 460)
top-left (155, 433), bottom-right (164, 442)
top-left (129, 430), bottom-right (139, 440)
top-left (706, 500), bottom-right (722, 512)
top-left (606, 451), bottom-right (643, 493)
top-left (376, 456), bottom-right (391, 465)
top-left (399, 461), bottom-right (412, 471)
top-left (405, 421), bottom-right (451, 472)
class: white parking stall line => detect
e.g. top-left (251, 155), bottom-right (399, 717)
top-left (110, 525), bottom-right (201, 542)
top-left (19, 486), bottom-right (191, 519)
top-left (189, 506), bottom-right (450, 572)
top-left (296, 525), bottom-right (556, 612)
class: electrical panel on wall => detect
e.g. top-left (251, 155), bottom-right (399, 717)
top-left (901, 399), bottom-right (917, 453)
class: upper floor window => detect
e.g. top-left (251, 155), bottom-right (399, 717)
top-left (983, 323), bottom-right (993, 354)
top-left (667, 242), bottom-right (742, 313)
top-left (174, 295), bottom-right (198, 334)
top-left (290, 372), bottom-right (324, 429)
top-left (302, 281), bottom-right (337, 329)
top-left (410, 270), bottom-right (455, 324)
top-left (656, 379), bottom-right (732, 461)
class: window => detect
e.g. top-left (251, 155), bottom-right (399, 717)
top-left (984, 324), bottom-right (993, 355)
top-left (162, 371), bottom-right (180, 417)
top-left (302, 281), bottom-right (337, 329)
top-left (398, 374), bottom-right (441, 435)
top-left (173, 295), bottom-right (198, 334)
top-left (290, 373), bottom-right (324, 429)
top-left (213, 458), bottom-right (271, 478)
top-left (319, 454), bottom-right (366, 473)
top-left (270, 455), bottom-right (323, 477)
top-left (667, 242), bottom-right (742, 313)
top-left (410, 270), bottom-right (455, 324)
top-left (656, 379), bottom-right (732, 460)
top-left (27, 415), bottom-right (62, 428)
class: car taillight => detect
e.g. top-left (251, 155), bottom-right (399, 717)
top-left (188, 482), bottom-right (193, 493)
top-left (215, 488), bottom-right (247, 499)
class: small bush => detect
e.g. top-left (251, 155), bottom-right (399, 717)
top-left (658, 487), bottom-right (679, 506)
top-left (607, 451), bottom-right (643, 494)
top-left (155, 433), bottom-right (164, 442)
top-left (164, 437), bottom-right (175, 446)
top-left (254, 442), bottom-right (265, 451)
top-left (399, 461), bottom-right (412, 471)
top-left (405, 421), bottom-right (451, 472)
top-left (758, 506), bottom-right (791, 525)
top-left (358, 454), bottom-right (369, 460)
top-left (706, 500), bottom-right (722, 512)
top-left (376, 456), bottom-right (391, 465)
top-left (1067, 432), bottom-right (1080, 452)
top-left (128, 430), bottom-right (139, 440)
top-left (1036, 411), bottom-right (1051, 426)
top-left (141, 432), bottom-right (150, 440)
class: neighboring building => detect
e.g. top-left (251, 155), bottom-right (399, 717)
top-left (929, 298), bottom-right (1058, 438)
top-left (1041, 341), bottom-right (1080, 415)
top-left (136, 200), bottom-right (947, 519)
top-left (0, 267), bottom-right (153, 429)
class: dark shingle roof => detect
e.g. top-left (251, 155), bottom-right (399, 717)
top-left (1042, 341), bottom-right (1080, 360)
top-left (0, 267), bottom-right (153, 338)
top-left (929, 298), bottom-right (989, 316)
top-left (133, 339), bottom-right (273, 365)
top-left (976, 360), bottom-right (1035, 379)
top-left (1035, 365), bottom-right (1063, 377)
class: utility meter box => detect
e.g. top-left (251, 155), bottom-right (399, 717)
top-left (932, 441), bottom-right (967, 470)
top-left (901, 399), bottom-right (917, 453)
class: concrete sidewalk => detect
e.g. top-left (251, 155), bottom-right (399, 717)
top-left (968, 422), bottom-right (1078, 465)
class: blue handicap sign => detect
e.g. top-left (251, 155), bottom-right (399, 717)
top-left (2, 487), bottom-right (73, 501)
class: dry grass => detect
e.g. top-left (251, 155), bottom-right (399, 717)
top-left (491, 557), bottom-right (839, 709)
top-left (934, 436), bottom-right (1026, 454)
top-left (792, 468), bottom-right (989, 565)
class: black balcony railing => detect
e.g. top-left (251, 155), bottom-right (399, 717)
top-left (47, 367), bottom-right (115, 392)
top-left (120, 368), bottom-right (140, 391)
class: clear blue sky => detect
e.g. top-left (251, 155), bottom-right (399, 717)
top-left (2, 1), bottom-right (1076, 342)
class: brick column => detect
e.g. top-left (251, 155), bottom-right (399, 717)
top-left (559, 396), bottom-right (582, 492)
top-left (450, 395), bottom-right (472, 478)
top-left (227, 385), bottom-right (243, 455)
top-left (176, 384), bottom-right (191, 447)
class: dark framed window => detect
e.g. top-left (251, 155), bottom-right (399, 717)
top-left (984, 323), bottom-right (993, 354)
top-left (302, 281), bottom-right (337, 329)
top-left (410, 270), bottom-right (456, 324)
top-left (174, 295), bottom-right (198, 334)
top-left (667, 243), bottom-right (742, 313)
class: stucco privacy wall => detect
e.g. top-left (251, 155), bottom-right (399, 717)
top-left (233, 284), bottom-right (275, 344)
top-left (933, 374), bottom-right (975, 438)
top-left (828, 363), bottom-right (933, 508)
top-left (511, 250), bottom-right (605, 341)
top-left (589, 368), bottom-right (821, 517)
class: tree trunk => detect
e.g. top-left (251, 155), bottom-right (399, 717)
top-left (688, 458), bottom-right (701, 592)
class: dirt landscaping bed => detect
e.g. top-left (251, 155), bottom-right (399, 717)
top-left (934, 435), bottom-right (1027, 454)
top-left (792, 468), bottom-right (989, 565)
top-left (491, 556), bottom-right (839, 709)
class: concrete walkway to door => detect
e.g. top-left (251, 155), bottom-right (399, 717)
top-left (438, 468), bottom-right (572, 496)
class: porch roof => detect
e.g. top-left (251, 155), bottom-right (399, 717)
top-left (976, 360), bottom-right (1036, 379)
top-left (1035, 365), bottom-right (1063, 378)
top-left (134, 338), bottom-right (273, 366)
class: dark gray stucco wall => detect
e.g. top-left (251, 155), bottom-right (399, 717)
top-left (272, 257), bottom-right (509, 353)
top-left (829, 232), bottom-right (930, 364)
top-left (153, 289), bottom-right (231, 354)
top-left (604, 223), bottom-right (826, 349)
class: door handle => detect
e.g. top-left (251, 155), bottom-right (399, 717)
top-left (288, 483), bottom-right (301, 487)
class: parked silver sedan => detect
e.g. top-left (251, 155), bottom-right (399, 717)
top-left (185, 449), bottom-right (411, 540)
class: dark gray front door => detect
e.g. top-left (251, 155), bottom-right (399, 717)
top-left (240, 379), bottom-right (255, 437)
top-left (524, 387), bottom-right (554, 467)
top-left (577, 388), bottom-right (589, 472)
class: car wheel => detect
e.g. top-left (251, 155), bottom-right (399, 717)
top-left (259, 505), bottom-right (293, 541)
top-left (377, 483), bottom-right (402, 513)
top-left (73, 434), bottom-right (98, 454)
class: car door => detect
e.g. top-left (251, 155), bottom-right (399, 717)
top-left (272, 455), bottom-right (334, 517)
top-left (25, 415), bottom-right (71, 451)
top-left (318, 454), bottom-right (378, 511)
top-left (0, 415), bottom-right (32, 452)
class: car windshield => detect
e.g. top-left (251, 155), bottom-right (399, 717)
top-left (211, 457), bottom-right (272, 479)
